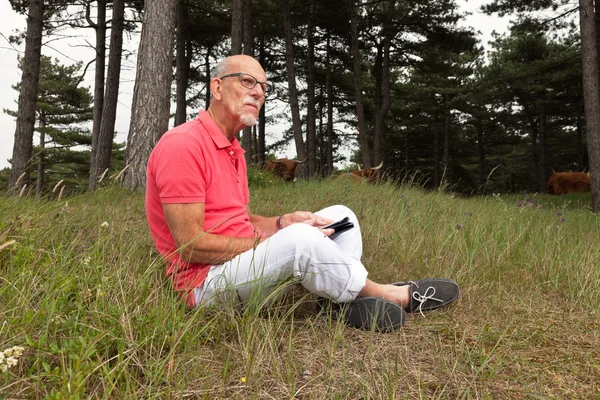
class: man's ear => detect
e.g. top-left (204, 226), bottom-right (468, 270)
top-left (209, 78), bottom-right (222, 101)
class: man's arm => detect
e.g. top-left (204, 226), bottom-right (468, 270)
top-left (163, 203), bottom-right (263, 265)
top-left (245, 205), bottom-right (335, 237)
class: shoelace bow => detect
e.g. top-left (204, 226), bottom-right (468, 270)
top-left (410, 283), bottom-right (443, 317)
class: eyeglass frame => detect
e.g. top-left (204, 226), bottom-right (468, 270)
top-left (219, 72), bottom-right (273, 96)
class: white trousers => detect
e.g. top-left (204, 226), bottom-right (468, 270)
top-left (194, 205), bottom-right (368, 307)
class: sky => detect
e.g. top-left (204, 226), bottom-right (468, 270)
top-left (0, 1), bottom-right (511, 170)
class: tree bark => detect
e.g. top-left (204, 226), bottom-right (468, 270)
top-left (306, 0), bottom-right (317, 176)
top-left (350, 0), bottom-right (372, 168)
top-left (242, 0), bottom-right (254, 164)
top-left (9, 0), bottom-right (44, 191)
top-left (283, 0), bottom-right (307, 175)
top-left (36, 116), bottom-right (45, 197)
top-left (477, 117), bottom-right (485, 188)
top-left (89, 0), bottom-right (124, 191)
top-left (175, 0), bottom-right (191, 127)
top-left (530, 123), bottom-right (539, 192)
top-left (577, 115), bottom-right (584, 169)
top-left (257, 37), bottom-right (266, 166)
top-left (90, 0), bottom-right (106, 168)
top-left (326, 32), bottom-right (334, 176)
top-left (123, 0), bottom-right (177, 189)
top-left (318, 91), bottom-right (325, 175)
top-left (443, 94), bottom-right (451, 181)
top-left (205, 47), bottom-right (212, 109)
top-left (434, 115), bottom-right (440, 188)
top-left (373, 0), bottom-right (393, 166)
top-left (539, 101), bottom-right (548, 192)
top-left (231, 0), bottom-right (243, 55)
top-left (523, 103), bottom-right (540, 192)
top-left (580, 0), bottom-right (600, 211)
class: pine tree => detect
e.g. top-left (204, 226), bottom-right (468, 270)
top-left (5, 56), bottom-right (94, 194)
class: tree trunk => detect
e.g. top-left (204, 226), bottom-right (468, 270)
top-left (434, 117), bottom-right (440, 188)
top-left (242, 0), bottom-right (254, 164)
top-left (36, 116), bottom-right (45, 197)
top-left (530, 124), bottom-right (539, 192)
top-left (205, 48), bottom-right (212, 109)
top-left (175, 0), bottom-right (191, 127)
top-left (326, 33), bottom-right (334, 176)
top-left (283, 0), bottom-right (307, 175)
top-left (577, 115), bottom-right (585, 169)
top-left (595, 0), bottom-right (600, 87)
top-left (89, 0), bottom-right (124, 191)
top-left (10, 0), bottom-right (44, 191)
top-left (318, 92), bottom-right (325, 175)
top-left (443, 94), bottom-right (451, 181)
top-left (306, 0), bottom-right (317, 176)
top-left (243, 0), bottom-right (253, 55)
top-left (477, 117), bottom-right (485, 188)
top-left (257, 37), bottom-right (266, 166)
top-left (523, 103), bottom-right (540, 192)
top-left (231, 0), bottom-right (243, 55)
top-left (373, 0), bottom-right (393, 166)
top-left (539, 101), bottom-right (548, 192)
top-left (89, 0), bottom-right (106, 170)
top-left (123, 0), bottom-right (177, 189)
top-left (350, 0), bottom-right (372, 168)
top-left (580, 0), bottom-right (600, 211)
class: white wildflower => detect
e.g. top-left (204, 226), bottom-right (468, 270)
top-left (83, 256), bottom-right (91, 266)
top-left (100, 221), bottom-right (109, 228)
top-left (0, 345), bottom-right (24, 372)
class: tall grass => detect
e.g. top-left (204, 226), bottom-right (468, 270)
top-left (1, 180), bottom-right (599, 398)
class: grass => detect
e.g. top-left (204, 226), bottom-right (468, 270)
top-left (1, 179), bottom-right (599, 399)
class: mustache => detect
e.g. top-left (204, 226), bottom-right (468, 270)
top-left (243, 97), bottom-right (260, 107)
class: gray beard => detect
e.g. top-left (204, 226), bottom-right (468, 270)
top-left (240, 114), bottom-right (258, 126)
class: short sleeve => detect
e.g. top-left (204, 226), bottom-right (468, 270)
top-left (152, 133), bottom-right (207, 203)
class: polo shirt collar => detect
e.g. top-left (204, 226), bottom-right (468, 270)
top-left (197, 110), bottom-right (245, 155)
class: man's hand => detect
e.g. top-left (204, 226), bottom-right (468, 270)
top-left (281, 211), bottom-right (335, 236)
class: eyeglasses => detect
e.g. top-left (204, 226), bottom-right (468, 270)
top-left (219, 72), bottom-right (272, 96)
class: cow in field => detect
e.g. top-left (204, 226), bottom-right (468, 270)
top-left (547, 171), bottom-right (591, 195)
top-left (264, 158), bottom-right (305, 181)
top-left (337, 161), bottom-right (384, 183)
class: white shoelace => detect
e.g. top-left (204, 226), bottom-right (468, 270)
top-left (410, 282), bottom-right (443, 317)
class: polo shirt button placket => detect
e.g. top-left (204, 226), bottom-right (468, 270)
top-left (229, 150), bottom-right (240, 183)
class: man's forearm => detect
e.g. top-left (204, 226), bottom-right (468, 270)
top-left (178, 232), bottom-right (265, 265)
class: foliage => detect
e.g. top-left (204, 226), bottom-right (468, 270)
top-left (5, 56), bottom-right (94, 193)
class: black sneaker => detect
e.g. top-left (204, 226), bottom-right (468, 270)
top-left (393, 278), bottom-right (460, 315)
top-left (317, 296), bottom-right (406, 332)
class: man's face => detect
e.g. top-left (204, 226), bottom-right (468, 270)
top-left (216, 57), bottom-right (267, 127)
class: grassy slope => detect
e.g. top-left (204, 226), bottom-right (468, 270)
top-left (0, 181), bottom-right (599, 399)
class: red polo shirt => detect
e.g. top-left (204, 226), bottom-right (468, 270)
top-left (146, 111), bottom-right (254, 307)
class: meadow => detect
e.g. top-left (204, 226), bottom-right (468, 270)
top-left (1, 176), bottom-right (599, 399)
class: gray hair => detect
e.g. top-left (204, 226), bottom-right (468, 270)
top-left (211, 57), bottom-right (232, 79)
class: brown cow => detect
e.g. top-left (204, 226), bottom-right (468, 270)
top-left (337, 160), bottom-right (384, 183)
top-left (547, 171), bottom-right (591, 195)
top-left (264, 158), bottom-right (305, 181)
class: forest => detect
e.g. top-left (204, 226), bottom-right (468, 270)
top-left (4, 0), bottom-right (600, 207)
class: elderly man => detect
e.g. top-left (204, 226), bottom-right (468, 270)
top-left (145, 55), bottom-right (459, 332)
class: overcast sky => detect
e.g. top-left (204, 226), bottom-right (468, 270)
top-left (0, 1), bottom-right (511, 170)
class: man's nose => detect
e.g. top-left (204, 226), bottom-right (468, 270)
top-left (249, 83), bottom-right (265, 98)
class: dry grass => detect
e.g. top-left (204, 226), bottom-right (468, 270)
top-left (0, 180), bottom-right (599, 399)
